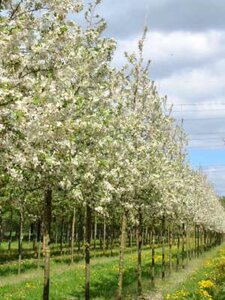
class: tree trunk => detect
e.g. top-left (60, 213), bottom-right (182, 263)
top-left (117, 210), bottom-right (127, 300)
top-left (103, 217), bottom-right (106, 255)
top-left (0, 205), bottom-right (3, 246)
top-left (161, 216), bottom-right (166, 279)
top-left (60, 216), bottom-right (64, 256)
top-left (28, 226), bottom-right (31, 244)
top-left (42, 186), bottom-right (52, 300)
top-left (194, 225), bottom-right (197, 256)
top-left (176, 225), bottom-right (180, 271)
top-left (181, 223), bottom-right (185, 269)
top-left (129, 229), bottom-right (133, 250)
top-left (137, 208), bottom-right (142, 296)
top-left (151, 228), bottom-right (155, 286)
top-left (94, 215), bottom-right (97, 256)
top-left (18, 210), bottom-right (24, 275)
top-left (110, 227), bottom-right (114, 256)
top-left (71, 206), bottom-right (76, 264)
top-left (37, 221), bottom-right (42, 268)
top-left (7, 208), bottom-right (13, 255)
top-left (168, 223), bottom-right (173, 273)
top-left (203, 228), bottom-right (207, 252)
top-left (85, 202), bottom-right (92, 300)
top-left (197, 225), bottom-right (200, 256)
top-left (186, 225), bottom-right (190, 261)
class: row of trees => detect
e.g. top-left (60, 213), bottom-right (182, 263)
top-left (1, 0), bottom-right (225, 299)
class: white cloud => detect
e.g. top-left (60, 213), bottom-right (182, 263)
top-left (158, 67), bottom-right (225, 102)
top-left (113, 30), bottom-right (225, 72)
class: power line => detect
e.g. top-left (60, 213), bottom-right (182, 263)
top-left (176, 117), bottom-right (225, 121)
top-left (172, 109), bottom-right (225, 113)
top-left (188, 145), bottom-right (225, 149)
top-left (197, 165), bottom-right (225, 168)
top-left (202, 170), bottom-right (225, 172)
top-left (190, 138), bottom-right (225, 141)
top-left (189, 132), bottom-right (225, 135)
top-left (168, 103), bottom-right (225, 106)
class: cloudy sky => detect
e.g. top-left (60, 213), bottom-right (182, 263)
top-left (94, 0), bottom-right (225, 195)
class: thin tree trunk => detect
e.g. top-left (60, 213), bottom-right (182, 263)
top-left (161, 216), bottom-right (166, 279)
top-left (0, 205), bottom-right (2, 247)
top-left (31, 223), bottom-right (37, 252)
top-left (200, 226), bottom-right (203, 254)
top-left (18, 210), bottom-right (24, 275)
top-left (181, 223), bottom-right (185, 269)
top-left (194, 225), bottom-right (197, 256)
top-left (197, 225), bottom-right (200, 256)
top-left (37, 221), bottom-right (42, 268)
top-left (168, 223), bottom-right (173, 273)
top-left (85, 202), bottom-right (92, 300)
top-left (38, 238), bottom-right (42, 269)
top-left (8, 208), bottom-right (13, 255)
top-left (60, 216), bottom-right (64, 256)
top-left (66, 220), bottom-right (70, 249)
top-left (130, 229), bottom-right (133, 250)
top-left (83, 215), bottom-right (86, 258)
top-left (204, 228), bottom-right (207, 251)
top-left (144, 227), bottom-right (148, 245)
top-left (94, 216), bottom-right (97, 257)
top-left (103, 217), bottom-right (106, 255)
top-left (176, 225), bottom-right (180, 271)
top-left (110, 227), bottom-right (114, 256)
top-left (117, 210), bottom-right (127, 300)
top-left (151, 228), bottom-right (155, 286)
top-left (55, 225), bottom-right (58, 245)
top-left (137, 207), bottom-right (142, 296)
top-left (71, 206), bottom-right (76, 264)
top-left (28, 226), bottom-right (31, 244)
top-left (42, 186), bottom-right (52, 300)
top-left (186, 225), bottom-right (190, 261)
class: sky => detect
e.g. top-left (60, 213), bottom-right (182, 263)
top-left (92, 0), bottom-right (225, 196)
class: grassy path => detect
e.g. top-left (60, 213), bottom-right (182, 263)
top-left (145, 243), bottom-right (225, 300)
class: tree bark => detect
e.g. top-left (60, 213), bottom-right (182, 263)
top-left (42, 186), bottom-right (52, 300)
top-left (117, 210), bottom-right (127, 300)
top-left (60, 215), bottom-right (64, 255)
top-left (18, 210), bottom-right (24, 275)
top-left (7, 208), bottom-right (13, 255)
top-left (176, 225), bottom-right (180, 271)
top-left (103, 216), bottom-right (106, 255)
top-left (0, 205), bottom-right (3, 246)
top-left (197, 225), bottom-right (200, 256)
top-left (168, 223), bottom-right (173, 273)
top-left (37, 220), bottom-right (42, 268)
top-left (71, 206), bottom-right (76, 264)
top-left (137, 207), bottom-right (142, 296)
top-left (151, 228), bottom-right (155, 286)
top-left (85, 202), bottom-right (92, 300)
top-left (161, 216), bottom-right (166, 279)
top-left (94, 215), bottom-right (97, 256)
top-left (181, 223), bottom-right (185, 269)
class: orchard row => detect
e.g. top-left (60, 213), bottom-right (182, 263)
top-left (0, 1), bottom-right (224, 299)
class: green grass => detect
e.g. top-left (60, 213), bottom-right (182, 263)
top-left (0, 245), bottom-right (177, 300)
top-left (0, 241), bottom-right (220, 300)
top-left (0, 240), bottom-right (167, 278)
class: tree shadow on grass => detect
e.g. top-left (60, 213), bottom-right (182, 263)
top-left (69, 263), bottom-right (162, 299)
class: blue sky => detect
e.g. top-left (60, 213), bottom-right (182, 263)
top-left (93, 0), bottom-right (225, 195)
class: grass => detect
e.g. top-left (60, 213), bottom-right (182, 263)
top-left (0, 244), bottom-right (178, 300)
top-left (161, 243), bottom-right (225, 299)
top-left (0, 241), bottom-right (221, 299)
